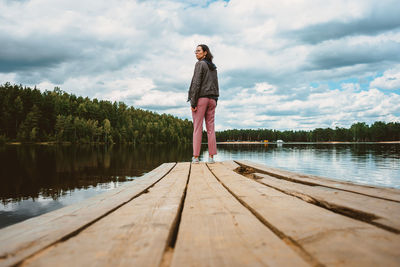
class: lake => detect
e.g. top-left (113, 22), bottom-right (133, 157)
top-left (1, 143), bottom-right (399, 229)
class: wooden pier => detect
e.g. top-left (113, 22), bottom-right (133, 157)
top-left (1, 160), bottom-right (399, 266)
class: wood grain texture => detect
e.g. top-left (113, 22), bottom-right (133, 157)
top-left (0, 163), bottom-right (176, 267)
top-left (171, 163), bottom-right (309, 267)
top-left (253, 172), bottom-right (400, 232)
top-left (208, 162), bottom-right (400, 266)
top-left (3, 160), bottom-right (399, 267)
top-left (220, 160), bottom-right (240, 171)
top-left (235, 160), bottom-right (400, 202)
top-left (21, 162), bottom-right (190, 267)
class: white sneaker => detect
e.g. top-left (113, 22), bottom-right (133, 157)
top-left (192, 157), bottom-right (199, 164)
top-left (208, 157), bottom-right (215, 164)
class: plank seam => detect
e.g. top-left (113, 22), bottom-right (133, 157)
top-left (234, 161), bottom-right (400, 203)
top-left (159, 163), bottom-right (191, 267)
top-left (251, 173), bottom-right (400, 235)
top-left (206, 163), bottom-right (324, 267)
top-left (14, 163), bottom-right (178, 267)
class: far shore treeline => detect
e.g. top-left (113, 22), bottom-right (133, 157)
top-left (216, 122), bottom-right (400, 142)
top-left (0, 83), bottom-right (399, 144)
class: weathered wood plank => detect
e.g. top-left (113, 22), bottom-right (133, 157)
top-left (0, 162), bottom-right (176, 267)
top-left (220, 160), bottom-right (240, 171)
top-left (21, 162), bottom-right (190, 267)
top-left (208, 162), bottom-right (400, 266)
top-left (253, 172), bottom-right (400, 233)
top-left (235, 160), bottom-right (400, 202)
top-left (171, 163), bottom-right (310, 267)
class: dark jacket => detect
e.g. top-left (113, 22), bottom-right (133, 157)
top-left (187, 59), bottom-right (219, 108)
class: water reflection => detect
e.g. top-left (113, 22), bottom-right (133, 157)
top-left (209, 143), bottom-right (400, 189)
top-left (0, 143), bottom-right (399, 229)
top-left (0, 144), bottom-right (192, 204)
top-left (0, 144), bottom-right (193, 229)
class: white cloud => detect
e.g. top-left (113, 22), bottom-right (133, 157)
top-left (341, 83), bottom-right (361, 92)
top-left (133, 89), bottom-right (187, 109)
top-left (370, 66), bottom-right (400, 90)
top-left (254, 82), bottom-right (277, 94)
top-left (99, 78), bottom-right (155, 102)
top-left (1, 0), bottom-right (399, 130)
top-left (215, 82), bottom-right (400, 130)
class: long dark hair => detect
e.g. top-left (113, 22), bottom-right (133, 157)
top-left (198, 44), bottom-right (214, 63)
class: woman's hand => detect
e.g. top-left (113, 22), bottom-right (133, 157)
top-left (191, 106), bottom-right (197, 112)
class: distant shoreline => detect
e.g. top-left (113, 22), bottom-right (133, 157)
top-left (3, 141), bottom-right (400, 145)
top-left (217, 141), bottom-right (400, 144)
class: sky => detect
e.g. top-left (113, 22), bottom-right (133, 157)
top-left (1, 0), bottom-right (400, 131)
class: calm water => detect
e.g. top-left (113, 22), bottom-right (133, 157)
top-left (1, 143), bottom-right (399, 229)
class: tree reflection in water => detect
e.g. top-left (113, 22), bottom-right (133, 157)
top-left (0, 144), bottom-right (192, 204)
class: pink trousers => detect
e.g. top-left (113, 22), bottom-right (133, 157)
top-left (192, 97), bottom-right (217, 157)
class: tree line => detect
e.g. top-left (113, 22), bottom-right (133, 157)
top-left (216, 121), bottom-right (400, 142)
top-left (0, 83), bottom-right (192, 144)
top-left (1, 83), bottom-right (398, 144)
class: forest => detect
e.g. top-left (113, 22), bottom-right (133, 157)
top-left (0, 83), bottom-right (399, 144)
top-left (216, 121), bottom-right (400, 142)
top-left (0, 83), bottom-right (193, 144)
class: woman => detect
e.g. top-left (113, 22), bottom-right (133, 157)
top-left (187, 44), bottom-right (219, 164)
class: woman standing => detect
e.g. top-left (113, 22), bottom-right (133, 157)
top-left (188, 44), bottom-right (219, 164)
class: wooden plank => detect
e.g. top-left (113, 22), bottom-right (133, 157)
top-left (220, 160), bottom-right (240, 171)
top-left (235, 160), bottom-right (400, 202)
top-left (21, 162), bottom-right (190, 267)
top-left (170, 163), bottom-right (310, 267)
top-left (253, 172), bottom-right (400, 233)
top-left (0, 162), bottom-right (176, 267)
top-left (208, 162), bottom-right (400, 266)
